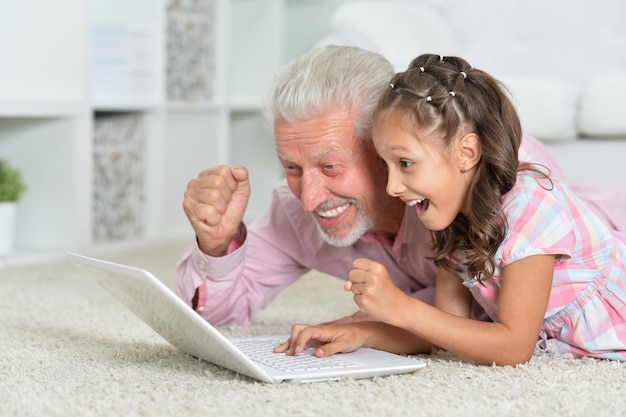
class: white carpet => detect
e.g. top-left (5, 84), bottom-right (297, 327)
top-left (2, 239), bottom-right (625, 417)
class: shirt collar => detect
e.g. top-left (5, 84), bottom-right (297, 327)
top-left (360, 205), bottom-right (418, 250)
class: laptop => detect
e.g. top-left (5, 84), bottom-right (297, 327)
top-left (67, 252), bottom-right (426, 384)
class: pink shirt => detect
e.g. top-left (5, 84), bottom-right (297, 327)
top-left (175, 135), bottom-right (626, 326)
top-left (175, 183), bottom-right (436, 325)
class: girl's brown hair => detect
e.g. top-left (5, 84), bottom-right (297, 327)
top-left (374, 54), bottom-right (523, 280)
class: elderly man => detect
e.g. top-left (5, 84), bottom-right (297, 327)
top-left (175, 45), bottom-right (625, 326)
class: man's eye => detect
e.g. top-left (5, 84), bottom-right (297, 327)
top-left (400, 160), bottom-right (412, 168)
top-left (282, 165), bottom-right (301, 175)
top-left (324, 164), bottom-right (335, 170)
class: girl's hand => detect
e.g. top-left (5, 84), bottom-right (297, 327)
top-left (346, 258), bottom-right (408, 325)
top-left (273, 323), bottom-right (368, 358)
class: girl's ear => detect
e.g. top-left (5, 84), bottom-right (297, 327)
top-left (458, 133), bottom-right (481, 173)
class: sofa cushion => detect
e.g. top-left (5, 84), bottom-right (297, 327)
top-left (320, 0), bottom-right (458, 72)
top-left (501, 76), bottom-right (579, 142)
top-left (578, 72), bottom-right (626, 137)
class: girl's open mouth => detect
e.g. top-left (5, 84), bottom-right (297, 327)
top-left (406, 198), bottom-right (430, 214)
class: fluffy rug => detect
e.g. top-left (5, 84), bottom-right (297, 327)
top-left (2, 239), bottom-right (625, 416)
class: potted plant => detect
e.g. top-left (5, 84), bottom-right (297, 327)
top-left (0, 159), bottom-right (26, 254)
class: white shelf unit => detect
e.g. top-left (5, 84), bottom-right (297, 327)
top-left (227, 0), bottom-right (345, 220)
top-left (0, 0), bottom-right (343, 256)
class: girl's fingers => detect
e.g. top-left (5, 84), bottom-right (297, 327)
top-left (352, 257), bottom-right (377, 271)
top-left (273, 339), bottom-right (291, 353)
top-left (273, 323), bottom-right (309, 355)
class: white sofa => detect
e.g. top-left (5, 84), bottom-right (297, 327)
top-left (317, 0), bottom-right (626, 188)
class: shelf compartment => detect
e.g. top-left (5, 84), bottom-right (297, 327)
top-left (0, 117), bottom-right (90, 251)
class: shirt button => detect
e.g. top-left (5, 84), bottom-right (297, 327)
top-left (197, 259), bottom-right (207, 271)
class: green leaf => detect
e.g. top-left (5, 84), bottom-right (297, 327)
top-left (0, 159), bottom-right (26, 202)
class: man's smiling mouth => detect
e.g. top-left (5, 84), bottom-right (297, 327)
top-left (317, 203), bottom-right (351, 218)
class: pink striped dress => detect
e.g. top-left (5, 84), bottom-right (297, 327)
top-left (461, 172), bottom-right (626, 360)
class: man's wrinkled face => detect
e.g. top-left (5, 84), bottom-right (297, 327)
top-left (274, 109), bottom-right (391, 246)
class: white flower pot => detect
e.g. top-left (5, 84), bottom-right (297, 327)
top-left (0, 202), bottom-right (17, 254)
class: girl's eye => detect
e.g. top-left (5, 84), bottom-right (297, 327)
top-left (399, 160), bottom-right (412, 168)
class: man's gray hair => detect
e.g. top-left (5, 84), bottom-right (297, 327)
top-left (263, 45), bottom-right (394, 140)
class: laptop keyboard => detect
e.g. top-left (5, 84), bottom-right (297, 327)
top-left (232, 338), bottom-right (359, 373)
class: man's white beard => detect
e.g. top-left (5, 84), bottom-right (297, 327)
top-left (313, 210), bottom-right (375, 247)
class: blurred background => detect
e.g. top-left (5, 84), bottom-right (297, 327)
top-left (0, 0), bottom-right (624, 260)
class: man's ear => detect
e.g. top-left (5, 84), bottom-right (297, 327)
top-left (458, 133), bottom-right (481, 173)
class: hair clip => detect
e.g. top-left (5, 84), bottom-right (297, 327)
top-left (390, 83), bottom-right (395, 89)
top-left (426, 96), bottom-right (432, 102)
top-left (439, 55), bottom-right (444, 62)
top-left (460, 71), bottom-right (467, 78)
top-left (449, 91), bottom-right (456, 97)
top-left (419, 66), bottom-right (425, 72)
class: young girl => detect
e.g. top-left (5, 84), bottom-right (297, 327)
top-left (275, 54), bottom-right (626, 366)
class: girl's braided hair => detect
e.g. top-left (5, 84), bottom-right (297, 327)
top-left (374, 54), bottom-right (523, 280)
